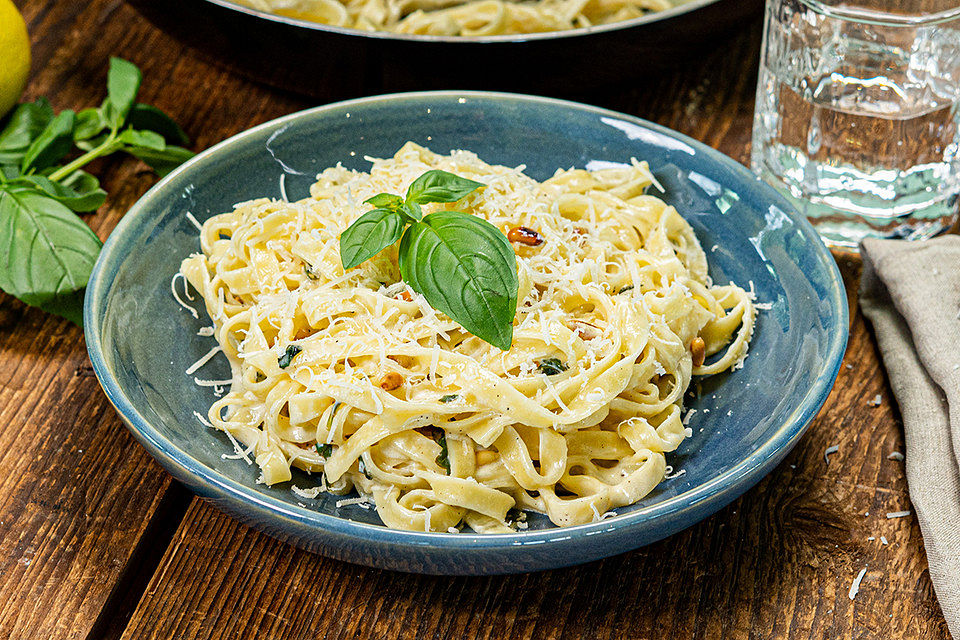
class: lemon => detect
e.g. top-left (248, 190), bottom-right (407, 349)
top-left (0, 0), bottom-right (30, 119)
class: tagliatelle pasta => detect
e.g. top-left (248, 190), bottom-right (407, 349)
top-left (231, 0), bottom-right (679, 36)
top-left (179, 142), bottom-right (755, 533)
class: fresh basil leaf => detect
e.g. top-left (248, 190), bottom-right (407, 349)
top-left (364, 193), bottom-right (403, 210)
top-left (21, 111), bottom-right (76, 173)
top-left (126, 144), bottom-right (194, 177)
top-left (315, 443), bottom-right (333, 458)
top-left (399, 201), bottom-right (422, 222)
top-left (398, 211), bottom-right (517, 351)
top-left (60, 168), bottom-right (101, 191)
top-left (35, 288), bottom-right (87, 326)
top-left (106, 57), bottom-right (142, 129)
top-left (339, 208), bottom-right (405, 270)
top-left (127, 103), bottom-right (189, 145)
top-left (73, 108), bottom-right (107, 142)
top-left (74, 132), bottom-right (111, 153)
top-left (0, 99), bottom-right (55, 164)
top-left (118, 129), bottom-right (166, 151)
top-left (1, 165), bottom-right (21, 180)
top-left (14, 172), bottom-right (106, 212)
top-left (406, 169), bottom-right (484, 205)
top-left (0, 150), bottom-right (22, 167)
top-left (60, 170), bottom-right (107, 210)
top-left (0, 186), bottom-right (102, 325)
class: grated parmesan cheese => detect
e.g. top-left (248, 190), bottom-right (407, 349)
top-left (185, 345), bottom-right (223, 375)
top-left (336, 496), bottom-right (372, 508)
top-left (292, 484), bottom-right (323, 499)
top-left (221, 429), bottom-right (254, 465)
top-left (194, 377), bottom-right (233, 387)
top-left (886, 510), bottom-right (911, 519)
top-left (887, 451), bottom-right (904, 461)
top-left (185, 211), bottom-right (203, 231)
top-left (589, 502), bottom-right (602, 522)
top-left (848, 567), bottom-right (868, 600)
top-left (192, 411), bottom-right (214, 428)
top-left (170, 273), bottom-right (199, 319)
top-left (824, 445), bottom-right (839, 464)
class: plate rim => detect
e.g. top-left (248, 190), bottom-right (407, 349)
top-left (84, 90), bottom-right (849, 552)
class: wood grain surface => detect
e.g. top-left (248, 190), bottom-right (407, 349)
top-left (1, 1), bottom-right (951, 639)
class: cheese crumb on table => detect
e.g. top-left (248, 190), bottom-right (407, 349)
top-left (824, 445), bottom-right (839, 464)
top-left (848, 567), bottom-right (868, 600)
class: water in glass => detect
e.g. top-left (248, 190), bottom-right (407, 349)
top-left (752, 0), bottom-right (960, 248)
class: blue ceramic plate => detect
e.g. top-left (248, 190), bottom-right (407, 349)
top-left (84, 92), bottom-right (848, 575)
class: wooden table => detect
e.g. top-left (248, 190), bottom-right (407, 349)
top-left (1, 1), bottom-right (951, 638)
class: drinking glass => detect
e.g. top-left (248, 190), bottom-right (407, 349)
top-left (751, 0), bottom-right (960, 249)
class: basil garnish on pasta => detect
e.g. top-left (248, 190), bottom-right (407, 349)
top-left (406, 170), bottom-right (484, 204)
top-left (338, 207), bottom-right (405, 268)
top-left (340, 169), bottom-right (518, 351)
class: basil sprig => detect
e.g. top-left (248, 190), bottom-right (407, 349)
top-left (339, 169), bottom-right (518, 351)
top-left (0, 58), bottom-right (193, 325)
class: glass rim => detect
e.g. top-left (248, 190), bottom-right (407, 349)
top-left (799, 0), bottom-right (960, 26)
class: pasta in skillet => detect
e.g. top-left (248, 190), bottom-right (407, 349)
top-left (179, 142), bottom-right (755, 533)
top-left (232, 0), bottom-right (679, 36)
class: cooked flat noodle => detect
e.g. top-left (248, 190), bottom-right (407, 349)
top-left (180, 142), bottom-right (755, 533)
top-left (232, 0), bottom-right (678, 36)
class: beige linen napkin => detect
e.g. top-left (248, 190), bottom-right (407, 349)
top-left (859, 236), bottom-right (960, 639)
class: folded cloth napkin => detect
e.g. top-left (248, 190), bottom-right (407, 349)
top-left (859, 236), bottom-right (960, 639)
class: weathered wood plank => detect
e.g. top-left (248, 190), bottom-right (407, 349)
top-left (0, 1), bottom-right (304, 638)
top-left (0, 297), bottom-right (183, 640)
